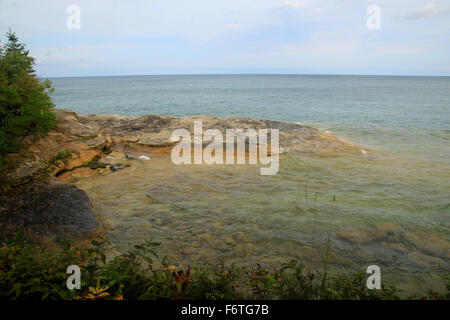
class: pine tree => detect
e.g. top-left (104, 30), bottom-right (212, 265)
top-left (3, 30), bottom-right (35, 77)
top-left (0, 31), bottom-right (56, 169)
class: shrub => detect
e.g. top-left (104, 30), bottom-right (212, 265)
top-left (1, 232), bottom-right (449, 300)
top-left (0, 230), bottom-right (84, 300)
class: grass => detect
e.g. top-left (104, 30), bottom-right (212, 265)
top-left (80, 155), bottom-right (107, 169)
top-left (1, 230), bottom-right (448, 300)
top-left (55, 149), bottom-right (73, 161)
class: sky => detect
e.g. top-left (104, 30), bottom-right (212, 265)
top-left (0, 0), bottom-right (449, 77)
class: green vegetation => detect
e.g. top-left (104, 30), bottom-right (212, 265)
top-left (0, 30), bottom-right (56, 169)
top-left (55, 149), bottom-right (73, 162)
top-left (1, 231), bottom-right (448, 300)
top-left (80, 154), bottom-right (107, 169)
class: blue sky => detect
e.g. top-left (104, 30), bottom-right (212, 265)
top-left (1, 0), bottom-right (449, 77)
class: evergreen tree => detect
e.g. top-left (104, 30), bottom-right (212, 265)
top-left (0, 30), bottom-right (56, 169)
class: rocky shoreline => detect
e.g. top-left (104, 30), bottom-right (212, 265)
top-left (0, 109), bottom-right (368, 240)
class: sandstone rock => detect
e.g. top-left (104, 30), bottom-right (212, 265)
top-left (408, 251), bottom-right (446, 268)
top-left (5, 159), bottom-right (43, 186)
top-left (74, 109), bottom-right (365, 156)
top-left (54, 109), bottom-right (97, 137)
top-left (56, 149), bottom-right (101, 174)
top-left (83, 135), bottom-right (107, 149)
top-left (404, 231), bottom-right (450, 258)
top-left (389, 243), bottom-right (409, 254)
top-left (139, 131), bottom-right (179, 147)
top-left (373, 222), bottom-right (404, 233)
top-left (335, 228), bottom-right (389, 244)
top-left (58, 167), bottom-right (97, 181)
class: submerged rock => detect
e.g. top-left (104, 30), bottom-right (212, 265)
top-left (335, 228), bottom-right (389, 245)
top-left (404, 230), bottom-right (450, 259)
top-left (407, 251), bottom-right (446, 269)
top-left (110, 163), bottom-right (131, 172)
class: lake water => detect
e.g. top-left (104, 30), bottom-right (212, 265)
top-left (50, 75), bottom-right (450, 295)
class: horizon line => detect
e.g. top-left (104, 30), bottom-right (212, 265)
top-left (42, 72), bottom-right (450, 79)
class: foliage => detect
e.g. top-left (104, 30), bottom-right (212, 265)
top-left (247, 259), bottom-right (401, 300)
top-left (1, 232), bottom-right (449, 300)
top-left (187, 262), bottom-right (242, 300)
top-left (0, 30), bottom-right (56, 169)
top-left (55, 149), bottom-right (73, 162)
top-left (0, 230), bottom-right (84, 300)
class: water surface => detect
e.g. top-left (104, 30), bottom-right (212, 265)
top-left (50, 75), bottom-right (450, 295)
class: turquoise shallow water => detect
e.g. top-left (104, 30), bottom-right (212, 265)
top-left (50, 75), bottom-right (450, 295)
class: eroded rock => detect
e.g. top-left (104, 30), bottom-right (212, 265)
top-left (335, 228), bottom-right (389, 245)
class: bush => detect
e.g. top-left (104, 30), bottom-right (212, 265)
top-left (0, 230), bottom-right (85, 300)
top-left (0, 30), bottom-right (56, 169)
top-left (1, 232), bottom-right (449, 300)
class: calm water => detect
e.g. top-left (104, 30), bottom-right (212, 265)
top-left (50, 75), bottom-right (450, 295)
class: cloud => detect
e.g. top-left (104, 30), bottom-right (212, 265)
top-left (282, 1), bottom-right (310, 9)
top-left (1, 0), bottom-right (449, 76)
top-left (33, 43), bottom-right (140, 64)
top-left (401, 3), bottom-right (450, 20)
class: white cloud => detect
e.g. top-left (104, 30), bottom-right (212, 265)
top-left (283, 1), bottom-right (310, 9)
top-left (401, 3), bottom-right (450, 20)
top-left (33, 43), bottom-right (140, 64)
